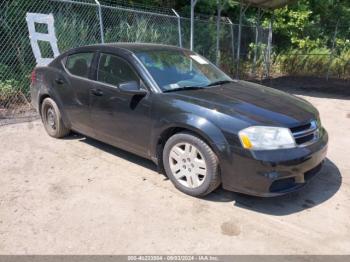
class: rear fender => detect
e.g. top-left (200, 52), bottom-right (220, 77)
top-left (36, 67), bottom-right (71, 128)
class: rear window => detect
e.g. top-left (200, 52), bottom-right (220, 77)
top-left (65, 52), bottom-right (94, 78)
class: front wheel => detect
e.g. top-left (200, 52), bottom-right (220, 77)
top-left (163, 132), bottom-right (221, 197)
top-left (41, 97), bottom-right (70, 138)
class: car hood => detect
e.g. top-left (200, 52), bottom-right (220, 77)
top-left (166, 80), bottom-right (318, 127)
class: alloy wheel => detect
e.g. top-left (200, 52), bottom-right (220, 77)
top-left (168, 142), bottom-right (207, 188)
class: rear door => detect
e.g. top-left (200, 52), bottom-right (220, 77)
top-left (58, 52), bottom-right (96, 135)
top-left (90, 52), bottom-right (153, 157)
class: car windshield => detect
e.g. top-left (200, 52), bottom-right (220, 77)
top-left (134, 49), bottom-right (232, 92)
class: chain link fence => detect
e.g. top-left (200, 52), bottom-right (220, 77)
top-left (0, 0), bottom-right (270, 125)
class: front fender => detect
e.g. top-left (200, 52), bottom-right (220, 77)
top-left (151, 113), bottom-right (232, 164)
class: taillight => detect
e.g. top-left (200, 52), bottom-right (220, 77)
top-left (31, 69), bottom-right (36, 84)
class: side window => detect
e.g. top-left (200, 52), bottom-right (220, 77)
top-left (97, 53), bottom-right (139, 86)
top-left (65, 52), bottom-right (94, 78)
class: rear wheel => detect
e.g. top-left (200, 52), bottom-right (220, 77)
top-left (41, 97), bottom-right (70, 138)
top-left (163, 132), bottom-right (221, 197)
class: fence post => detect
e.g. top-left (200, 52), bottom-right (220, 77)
top-left (264, 12), bottom-right (273, 79)
top-left (172, 9), bottom-right (182, 48)
top-left (252, 8), bottom-right (262, 76)
top-left (236, 4), bottom-right (243, 78)
top-left (326, 20), bottom-right (339, 80)
top-left (236, 2), bottom-right (249, 79)
top-left (190, 0), bottom-right (198, 51)
top-left (216, 0), bottom-right (222, 66)
top-left (227, 18), bottom-right (235, 71)
top-left (95, 0), bottom-right (104, 43)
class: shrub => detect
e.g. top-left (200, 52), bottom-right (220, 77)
top-left (0, 79), bottom-right (22, 107)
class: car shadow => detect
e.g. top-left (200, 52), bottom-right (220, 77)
top-left (67, 132), bottom-right (159, 172)
top-left (66, 133), bottom-right (341, 216)
top-left (203, 158), bottom-right (342, 216)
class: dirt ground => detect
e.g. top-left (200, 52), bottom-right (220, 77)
top-left (0, 87), bottom-right (349, 254)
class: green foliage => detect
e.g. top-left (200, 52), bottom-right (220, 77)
top-left (104, 16), bottom-right (178, 44)
top-left (266, 3), bottom-right (313, 49)
top-left (0, 79), bottom-right (21, 105)
top-left (275, 48), bottom-right (329, 74)
top-left (273, 47), bottom-right (350, 79)
top-left (266, 0), bottom-right (350, 50)
top-left (54, 12), bottom-right (100, 51)
top-left (330, 49), bottom-right (350, 78)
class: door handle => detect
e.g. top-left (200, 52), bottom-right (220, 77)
top-left (91, 88), bottom-right (103, 96)
top-left (55, 78), bottom-right (65, 85)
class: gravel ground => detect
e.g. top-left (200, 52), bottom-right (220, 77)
top-left (0, 90), bottom-right (349, 254)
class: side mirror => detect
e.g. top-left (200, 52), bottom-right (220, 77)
top-left (119, 81), bottom-right (147, 96)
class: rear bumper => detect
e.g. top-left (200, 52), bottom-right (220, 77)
top-left (221, 128), bottom-right (328, 197)
top-left (30, 83), bottom-right (40, 112)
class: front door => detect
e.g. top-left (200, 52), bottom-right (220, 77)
top-left (90, 52), bottom-right (153, 157)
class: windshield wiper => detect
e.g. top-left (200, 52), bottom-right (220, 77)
top-left (163, 86), bottom-right (206, 93)
top-left (205, 80), bottom-right (233, 87)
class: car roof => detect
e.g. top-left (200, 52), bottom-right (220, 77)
top-left (50, 43), bottom-right (189, 67)
top-left (105, 43), bottom-right (185, 52)
top-left (74, 43), bottom-right (186, 54)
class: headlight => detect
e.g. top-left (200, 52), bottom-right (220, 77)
top-left (238, 126), bottom-right (296, 150)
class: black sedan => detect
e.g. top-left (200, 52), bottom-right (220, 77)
top-left (30, 43), bottom-right (328, 197)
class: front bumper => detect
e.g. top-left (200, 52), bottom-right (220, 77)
top-left (221, 128), bottom-right (328, 197)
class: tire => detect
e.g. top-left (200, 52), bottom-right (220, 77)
top-left (163, 132), bottom-right (221, 197)
top-left (41, 97), bottom-right (70, 138)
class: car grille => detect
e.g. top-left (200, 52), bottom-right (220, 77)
top-left (290, 120), bottom-right (320, 146)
